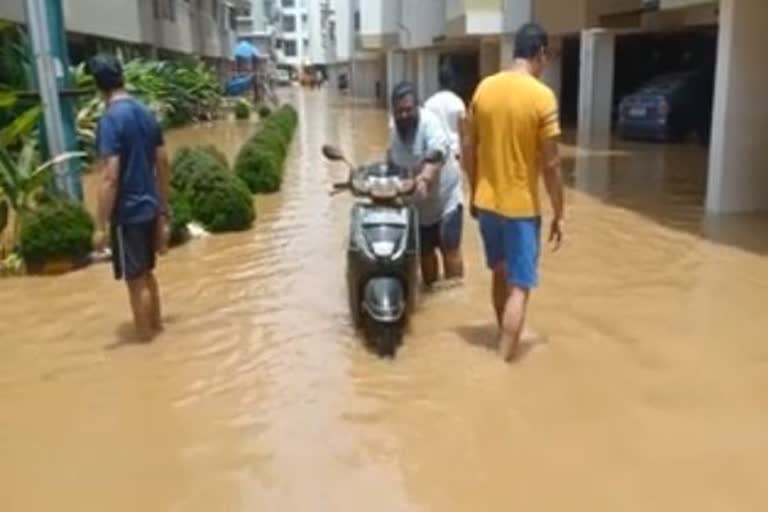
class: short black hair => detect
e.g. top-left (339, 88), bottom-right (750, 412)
top-left (438, 62), bottom-right (454, 90)
top-left (391, 80), bottom-right (418, 106)
top-left (87, 53), bottom-right (124, 92)
top-left (513, 23), bottom-right (549, 60)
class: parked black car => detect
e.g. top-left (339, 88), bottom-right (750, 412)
top-left (617, 71), bottom-right (712, 143)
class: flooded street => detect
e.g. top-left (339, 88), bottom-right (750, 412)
top-left (1, 89), bottom-right (768, 511)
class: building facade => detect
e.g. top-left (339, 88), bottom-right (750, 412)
top-left (0, 0), bottom-right (237, 65)
top-left (350, 0), bottom-right (766, 214)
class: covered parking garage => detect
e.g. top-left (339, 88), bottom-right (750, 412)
top-left (569, 0), bottom-right (767, 214)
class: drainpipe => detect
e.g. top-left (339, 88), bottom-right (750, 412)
top-left (24, 0), bottom-right (82, 201)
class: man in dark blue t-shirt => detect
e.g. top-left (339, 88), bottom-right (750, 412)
top-left (90, 54), bottom-right (171, 342)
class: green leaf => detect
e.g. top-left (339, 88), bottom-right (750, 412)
top-left (0, 105), bottom-right (41, 147)
top-left (34, 151), bottom-right (86, 177)
top-left (0, 89), bottom-right (17, 108)
top-left (0, 199), bottom-right (8, 235)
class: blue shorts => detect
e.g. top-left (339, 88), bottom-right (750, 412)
top-left (478, 211), bottom-right (541, 289)
top-left (419, 204), bottom-right (463, 256)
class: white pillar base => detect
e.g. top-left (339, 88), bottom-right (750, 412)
top-left (706, 0), bottom-right (768, 213)
top-left (577, 29), bottom-right (615, 148)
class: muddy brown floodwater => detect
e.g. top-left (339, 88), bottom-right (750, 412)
top-left (1, 89), bottom-right (768, 512)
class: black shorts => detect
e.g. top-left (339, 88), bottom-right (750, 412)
top-left (111, 219), bottom-right (157, 281)
top-left (419, 204), bottom-right (464, 256)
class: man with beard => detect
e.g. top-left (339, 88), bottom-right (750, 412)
top-left (388, 81), bottom-right (464, 288)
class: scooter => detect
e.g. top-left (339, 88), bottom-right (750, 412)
top-left (322, 145), bottom-right (441, 356)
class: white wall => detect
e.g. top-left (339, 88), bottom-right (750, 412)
top-left (400, 0), bottom-right (445, 49)
top-left (706, 0), bottom-right (768, 213)
top-left (359, 0), bottom-right (398, 37)
top-left (503, 0), bottom-right (532, 33)
top-left (64, 0), bottom-right (144, 43)
top-left (332, 0), bottom-right (352, 61)
top-left (0, 0), bottom-right (25, 23)
top-left (351, 53), bottom-right (385, 101)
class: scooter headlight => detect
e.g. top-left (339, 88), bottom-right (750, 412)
top-left (369, 177), bottom-right (399, 199)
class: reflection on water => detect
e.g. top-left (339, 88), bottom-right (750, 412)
top-left (1, 89), bottom-right (768, 511)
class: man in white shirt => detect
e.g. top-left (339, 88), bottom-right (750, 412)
top-left (425, 64), bottom-right (467, 166)
top-left (388, 81), bottom-right (464, 287)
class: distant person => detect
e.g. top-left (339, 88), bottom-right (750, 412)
top-left (425, 62), bottom-right (467, 168)
top-left (424, 63), bottom-right (467, 279)
top-left (388, 81), bottom-right (464, 287)
top-left (89, 54), bottom-right (171, 342)
top-left (464, 23), bottom-right (565, 362)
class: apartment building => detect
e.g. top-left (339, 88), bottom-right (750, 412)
top-left (0, 0), bottom-right (237, 65)
top-left (236, 0), bottom-right (277, 56)
top-left (350, 0), bottom-right (531, 104)
top-left (351, 0), bottom-right (766, 214)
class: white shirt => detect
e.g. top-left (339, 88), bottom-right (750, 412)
top-left (388, 108), bottom-right (462, 226)
top-left (424, 90), bottom-right (467, 156)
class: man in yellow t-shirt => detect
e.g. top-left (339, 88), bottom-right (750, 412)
top-left (463, 23), bottom-right (566, 362)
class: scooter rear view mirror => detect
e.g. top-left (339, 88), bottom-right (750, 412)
top-left (322, 145), bottom-right (345, 161)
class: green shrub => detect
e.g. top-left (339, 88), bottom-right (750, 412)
top-left (20, 200), bottom-right (94, 265)
top-left (186, 170), bottom-right (255, 232)
top-left (234, 142), bottom-right (282, 193)
top-left (249, 128), bottom-right (288, 161)
top-left (168, 190), bottom-right (193, 246)
top-left (232, 103), bottom-right (299, 195)
top-left (171, 148), bottom-right (228, 192)
top-left (234, 99), bottom-right (251, 120)
top-left (197, 145), bottom-right (228, 168)
top-left (258, 105), bottom-right (272, 118)
top-left (172, 145), bottom-right (228, 178)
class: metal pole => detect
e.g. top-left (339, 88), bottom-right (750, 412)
top-left (24, 0), bottom-right (82, 200)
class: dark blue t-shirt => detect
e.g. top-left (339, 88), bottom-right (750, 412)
top-left (96, 97), bottom-right (163, 224)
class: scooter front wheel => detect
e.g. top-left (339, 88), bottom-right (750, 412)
top-left (364, 317), bottom-right (403, 358)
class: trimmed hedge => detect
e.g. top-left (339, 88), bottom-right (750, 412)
top-left (258, 105), bottom-right (272, 118)
top-left (168, 190), bottom-right (193, 246)
top-left (170, 145), bottom-right (255, 233)
top-left (234, 99), bottom-right (251, 120)
top-left (189, 171), bottom-right (255, 232)
top-left (234, 104), bottom-right (298, 194)
top-left (20, 200), bottom-right (94, 265)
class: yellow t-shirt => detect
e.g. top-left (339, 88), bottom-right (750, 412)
top-left (470, 71), bottom-right (561, 218)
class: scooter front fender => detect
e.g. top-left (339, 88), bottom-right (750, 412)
top-left (362, 277), bottom-right (405, 323)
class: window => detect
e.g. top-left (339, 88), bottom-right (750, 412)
top-left (228, 6), bottom-right (236, 30)
top-left (301, 14), bottom-right (307, 25)
top-left (282, 0), bottom-right (295, 7)
top-left (282, 14), bottom-right (296, 32)
top-left (353, 10), bottom-right (360, 31)
top-left (211, 0), bottom-right (218, 21)
top-left (153, 0), bottom-right (176, 22)
top-left (284, 39), bottom-right (297, 57)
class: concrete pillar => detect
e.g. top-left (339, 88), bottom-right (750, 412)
top-left (542, 37), bottom-right (563, 104)
top-left (416, 49), bottom-right (439, 101)
top-left (500, 34), bottom-right (514, 69)
top-left (479, 39), bottom-right (501, 78)
top-left (577, 29), bottom-right (615, 148)
top-left (706, 0), bottom-right (768, 213)
top-left (386, 49), bottom-right (406, 105)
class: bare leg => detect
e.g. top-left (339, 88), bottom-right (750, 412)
top-left (146, 271), bottom-right (163, 332)
top-left (421, 250), bottom-right (440, 287)
top-left (499, 285), bottom-right (530, 362)
top-left (441, 248), bottom-right (464, 280)
top-left (492, 265), bottom-right (509, 327)
top-left (126, 274), bottom-right (154, 342)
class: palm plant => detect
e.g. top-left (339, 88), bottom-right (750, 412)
top-left (0, 140), bottom-right (85, 245)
